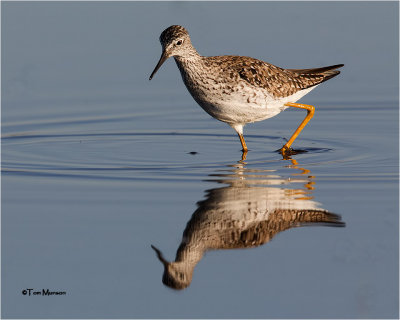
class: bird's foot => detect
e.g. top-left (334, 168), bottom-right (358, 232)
top-left (278, 145), bottom-right (308, 158)
top-left (280, 145), bottom-right (293, 155)
top-left (279, 146), bottom-right (298, 159)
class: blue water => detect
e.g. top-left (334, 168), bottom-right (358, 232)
top-left (1, 2), bottom-right (399, 318)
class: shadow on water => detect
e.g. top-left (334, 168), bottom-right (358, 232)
top-left (151, 157), bottom-right (345, 290)
top-left (274, 147), bottom-right (332, 156)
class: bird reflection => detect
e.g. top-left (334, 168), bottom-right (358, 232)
top-left (151, 158), bottom-right (345, 290)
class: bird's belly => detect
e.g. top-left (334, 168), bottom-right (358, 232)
top-left (193, 90), bottom-right (284, 124)
top-left (199, 100), bottom-right (281, 124)
top-left (190, 85), bottom-right (316, 125)
top-left (181, 68), bottom-right (316, 125)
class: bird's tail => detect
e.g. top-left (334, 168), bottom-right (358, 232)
top-left (288, 64), bottom-right (344, 82)
top-left (293, 209), bottom-right (346, 227)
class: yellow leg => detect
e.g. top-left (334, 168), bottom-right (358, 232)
top-left (281, 102), bottom-right (315, 154)
top-left (237, 133), bottom-right (248, 161)
top-left (289, 159), bottom-right (311, 175)
top-left (241, 150), bottom-right (248, 161)
top-left (288, 159), bottom-right (315, 190)
top-left (237, 133), bottom-right (248, 152)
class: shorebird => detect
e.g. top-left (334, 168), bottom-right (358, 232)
top-left (149, 25), bottom-right (343, 156)
top-left (151, 160), bottom-right (345, 289)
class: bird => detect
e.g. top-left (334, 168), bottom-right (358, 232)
top-left (151, 159), bottom-right (345, 289)
top-left (149, 25), bottom-right (343, 156)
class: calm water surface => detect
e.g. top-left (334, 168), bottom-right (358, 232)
top-left (1, 2), bottom-right (399, 319)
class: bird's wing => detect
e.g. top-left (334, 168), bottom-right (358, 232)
top-left (227, 56), bottom-right (343, 98)
top-left (220, 209), bottom-right (345, 249)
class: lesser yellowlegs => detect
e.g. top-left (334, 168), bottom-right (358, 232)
top-left (151, 159), bottom-right (344, 289)
top-left (149, 25), bottom-right (343, 156)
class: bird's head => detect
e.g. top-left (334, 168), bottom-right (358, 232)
top-left (149, 25), bottom-right (194, 80)
top-left (150, 244), bottom-right (192, 290)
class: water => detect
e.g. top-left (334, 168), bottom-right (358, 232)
top-left (1, 2), bottom-right (399, 318)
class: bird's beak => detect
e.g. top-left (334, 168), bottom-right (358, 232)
top-left (151, 244), bottom-right (169, 266)
top-left (149, 50), bottom-right (169, 80)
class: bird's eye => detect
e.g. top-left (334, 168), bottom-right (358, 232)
top-left (176, 40), bottom-right (183, 46)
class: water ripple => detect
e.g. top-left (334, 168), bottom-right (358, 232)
top-left (2, 130), bottom-right (394, 182)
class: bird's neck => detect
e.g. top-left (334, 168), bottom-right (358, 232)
top-left (174, 52), bottom-right (206, 90)
top-left (174, 243), bottom-right (205, 270)
top-left (173, 47), bottom-right (203, 72)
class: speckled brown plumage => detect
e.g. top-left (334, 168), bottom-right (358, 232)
top-left (235, 58), bottom-right (342, 98)
top-left (159, 25), bottom-right (188, 46)
top-left (153, 25), bottom-right (343, 99)
top-left (149, 25), bottom-right (343, 152)
top-left (151, 185), bottom-right (344, 289)
top-left (200, 55), bottom-right (343, 99)
top-left (150, 161), bottom-right (345, 290)
top-left (181, 206), bottom-right (344, 250)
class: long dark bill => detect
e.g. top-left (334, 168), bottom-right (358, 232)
top-left (150, 245), bottom-right (169, 266)
top-left (149, 51), bottom-right (169, 80)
